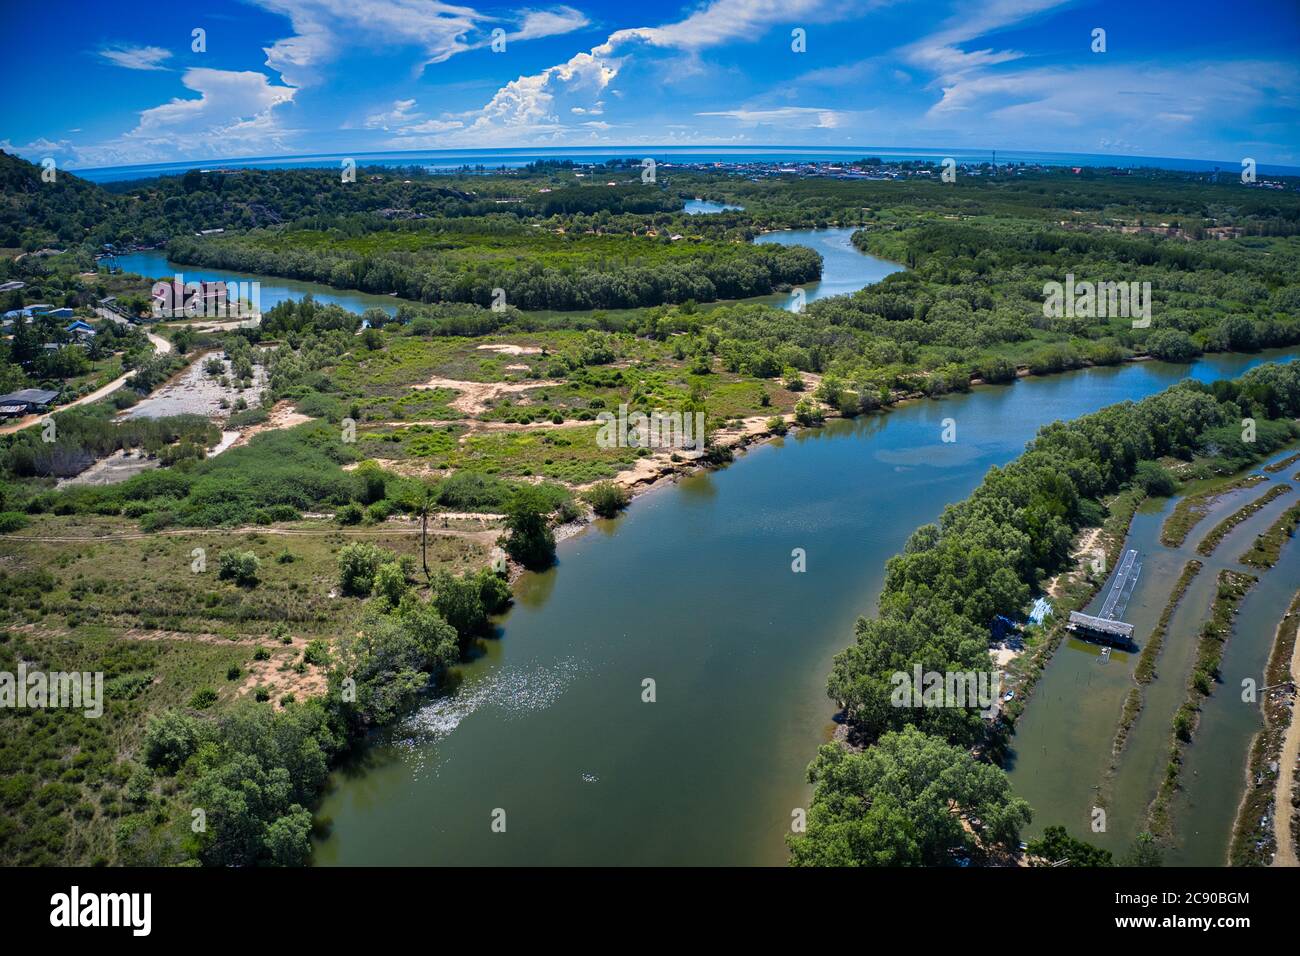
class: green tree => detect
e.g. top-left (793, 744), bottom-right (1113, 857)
top-left (1026, 826), bottom-right (1114, 866)
top-left (790, 727), bottom-right (1032, 867)
top-left (338, 542), bottom-right (388, 596)
top-left (501, 488), bottom-right (555, 569)
top-left (371, 561), bottom-right (408, 607)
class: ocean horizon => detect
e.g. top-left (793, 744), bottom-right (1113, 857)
top-left (70, 144), bottom-right (1300, 183)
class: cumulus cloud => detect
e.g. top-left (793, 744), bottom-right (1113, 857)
top-left (251, 0), bottom-right (588, 86)
top-left (68, 68), bottom-right (298, 167)
top-left (451, 0), bottom-right (864, 145)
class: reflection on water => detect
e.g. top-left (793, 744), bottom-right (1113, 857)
top-left (754, 227), bottom-right (904, 309)
top-left (114, 250), bottom-right (403, 316)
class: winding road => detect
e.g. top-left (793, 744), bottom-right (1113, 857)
top-left (0, 328), bottom-right (173, 435)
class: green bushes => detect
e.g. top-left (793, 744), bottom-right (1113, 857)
top-left (583, 481), bottom-right (629, 518)
top-left (370, 561), bottom-right (408, 607)
top-left (217, 551), bottom-right (260, 587)
top-left (1146, 329), bottom-right (1200, 363)
top-left (500, 487), bottom-right (556, 569)
top-left (335, 502), bottom-right (363, 525)
top-left (188, 688), bottom-right (218, 709)
top-left (302, 640), bottom-right (330, 667)
top-left (0, 512), bottom-right (28, 533)
top-left (337, 542), bottom-right (390, 597)
top-left (432, 567), bottom-right (512, 641)
top-left (1134, 460), bottom-right (1177, 497)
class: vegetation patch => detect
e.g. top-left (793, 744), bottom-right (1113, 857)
top-left (1238, 501), bottom-right (1300, 568)
top-left (1146, 569), bottom-right (1258, 839)
top-left (1195, 484), bottom-right (1292, 556)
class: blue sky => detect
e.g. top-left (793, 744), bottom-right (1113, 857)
top-left (1, 0), bottom-right (1297, 170)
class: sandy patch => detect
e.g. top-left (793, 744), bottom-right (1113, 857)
top-left (228, 401), bottom-right (311, 451)
top-left (122, 353), bottom-right (268, 421)
top-left (1047, 526), bottom-right (1104, 599)
top-left (57, 448), bottom-right (159, 488)
top-left (236, 653), bottom-right (329, 703)
top-left (414, 376), bottom-right (566, 415)
top-left (476, 343), bottom-right (543, 355)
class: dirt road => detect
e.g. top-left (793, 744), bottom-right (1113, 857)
top-left (1272, 615), bottom-right (1300, 867)
top-left (0, 327), bottom-right (172, 435)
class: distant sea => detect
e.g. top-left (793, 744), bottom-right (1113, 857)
top-left (73, 145), bottom-right (1300, 184)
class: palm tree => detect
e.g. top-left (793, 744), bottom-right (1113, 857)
top-left (415, 482), bottom-right (436, 582)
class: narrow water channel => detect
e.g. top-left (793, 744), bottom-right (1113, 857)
top-left (1008, 452), bottom-right (1300, 862)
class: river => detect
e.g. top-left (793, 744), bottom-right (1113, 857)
top-left (114, 251), bottom-right (404, 317)
top-left (117, 234), bottom-right (1297, 866)
top-left (312, 346), bottom-right (1298, 865)
top-left (115, 222), bottom-right (900, 319)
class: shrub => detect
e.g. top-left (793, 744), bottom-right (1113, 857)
top-left (1146, 329), bottom-right (1201, 363)
top-left (583, 481), bottom-right (629, 518)
top-left (794, 399), bottom-right (823, 426)
top-left (371, 561), bottom-right (408, 606)
top-left (303, 639), bottom-right (330, 667)
top-left (188, 688), bottom-right (218, 710)
top-left (338, 542), bottom-right (388, 596)
top-left (1134, 460), bottom-right (1177, 497)
top-left (0, 512), bottom-right (29, 533)
top-left (217, 550), bottom-right (260, 586)
top-left (335, 502), bottom-right (364, 525)
top-left (143, 711), bottom-right (204, 770)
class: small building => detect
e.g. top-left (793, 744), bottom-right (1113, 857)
top-left (66, 320), bottom-right (96, 338)
top-left (0, 388), bottom-right (59, 417)
top-left (47, 307), bottom-right (74, 319)
top-left (0, 280), bottom-right (25, 293)
top-left (1067, 611), bottom-right (1135, 647)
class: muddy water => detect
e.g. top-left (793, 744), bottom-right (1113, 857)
top-left (1007, 448), bottom-right (1300, 861)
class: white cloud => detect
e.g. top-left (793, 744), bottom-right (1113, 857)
top-left (508, 6), bottom-right (591, 43)
top-left (452, 0), bottom-right (866, 144)
top-left (365, 98), bottom-right (420, 129)
top-left (98, 44), bottom-right (173, 71)
top-left (912, 59), bottom-right (1299, 160)
top-left (67, 68), bottom-right (298, 167)
top-left (251, 1), bottom-right (589, 86)
top-left (698, 107), bottom-right (844, 128)
top-left (611, 0), bottom-right (867, 52)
